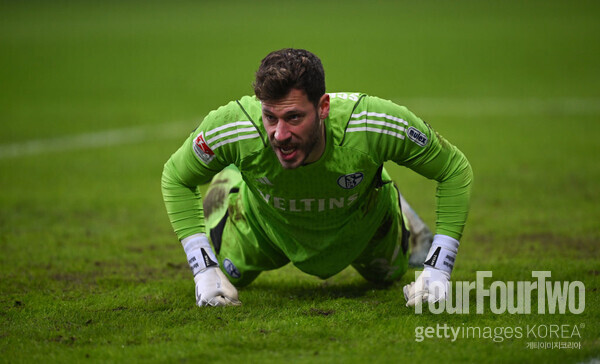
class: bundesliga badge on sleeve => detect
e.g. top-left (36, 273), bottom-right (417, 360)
top-left (193, 132), bottom-right (215, 164)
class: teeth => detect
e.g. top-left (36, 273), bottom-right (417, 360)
top-left (280, 147), bottom-right (295, 155)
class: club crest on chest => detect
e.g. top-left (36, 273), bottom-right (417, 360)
top-left (337, 172), bottom-right (364, 189)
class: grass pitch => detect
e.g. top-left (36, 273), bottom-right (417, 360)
top-left (1, 1), bottom-right (599, 362)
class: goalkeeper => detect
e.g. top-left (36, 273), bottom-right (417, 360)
top-left (161, 48), bottom-right (472, 307)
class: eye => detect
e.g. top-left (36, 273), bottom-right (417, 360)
top-left (287, 114), bottom-right (302, 123)
top-left (264, 114), bottom-right (277, 123)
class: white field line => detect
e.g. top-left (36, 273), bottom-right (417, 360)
top-left (398, 97), bottom-right (600, 117)
top-left (1, 97), bottom-right (598, 159)
top-left (0, 121), bottom-right (196, 159)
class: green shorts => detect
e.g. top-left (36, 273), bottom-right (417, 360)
top-left (203, 165), bottom-right (410, 287)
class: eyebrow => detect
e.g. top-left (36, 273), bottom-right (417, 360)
top-left (262, 108), bottom-right (306, 117)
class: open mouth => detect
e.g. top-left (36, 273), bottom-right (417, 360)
top-left (280, 146), bottom-right (295, 155)
top-left (277, 145), bottom-right (298, 160)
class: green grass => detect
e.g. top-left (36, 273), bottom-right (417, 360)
top-left (1, 0), bottom-right (599, 362)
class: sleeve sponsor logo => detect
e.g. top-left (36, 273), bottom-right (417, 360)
top-left (193, 132), bottom-right (215, 164)
top-left (337, 172), bottom-right (364, 189)
top-left (407, 127), bottom-right (428, 147)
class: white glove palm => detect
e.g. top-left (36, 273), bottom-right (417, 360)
top-left (403, 266), bottom-right (450, 306)
top-left (195, 267), bottom-right (241, 307)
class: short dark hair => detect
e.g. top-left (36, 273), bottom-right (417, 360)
top-left (253, 48), bottom-right (325, 106)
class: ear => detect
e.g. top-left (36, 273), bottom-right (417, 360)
top-left (318, 94), bottom-right (330, 120)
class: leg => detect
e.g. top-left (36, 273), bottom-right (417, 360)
top-left (203, 165), bottom-right (289, 287)
top-left (351, 184), bottom-right (410, 283)
top-left (398, 192), bottom-right (433, 267)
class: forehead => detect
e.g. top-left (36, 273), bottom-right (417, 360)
top-left (261, 89), bottom-right (313, 114)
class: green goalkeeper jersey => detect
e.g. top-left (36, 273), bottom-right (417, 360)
top-left (162, 92), bottom-right (472, 276)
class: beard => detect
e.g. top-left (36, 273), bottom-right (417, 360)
top-left (269, 111), bottom-right (323, 168)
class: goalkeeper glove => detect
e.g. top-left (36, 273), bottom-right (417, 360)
top-left (404, 234), bottom-right (458, 307)
top-left (194, 266), bottom-right (241, 307)
top-left (182, 234), bottom-right (241, 307)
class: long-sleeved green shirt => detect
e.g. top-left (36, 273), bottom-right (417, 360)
top-left (162, 93), bottom-right (472, 277)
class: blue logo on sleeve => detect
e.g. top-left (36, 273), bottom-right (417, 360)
top-left (407, 127), bottom-right (428, 147)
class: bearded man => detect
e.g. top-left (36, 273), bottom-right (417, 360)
top-left (161, 48), bottom-right (472, 307)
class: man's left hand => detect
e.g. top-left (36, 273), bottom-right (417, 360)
top-left (404, 234), bottom-right (459, 307)
top-left (403, 266), bottom-right (450, 306)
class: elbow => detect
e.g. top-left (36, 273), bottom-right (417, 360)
top-left (161, 157), bottom-right (177, 191)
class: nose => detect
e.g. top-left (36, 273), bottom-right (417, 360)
top-left (274, 120), bottom-right (291, 141)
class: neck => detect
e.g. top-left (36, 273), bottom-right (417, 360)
top-left (304, 120), bottom-right (326, 165)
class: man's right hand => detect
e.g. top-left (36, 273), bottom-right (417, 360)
top-left (194, 267), bottom-right (241, 307)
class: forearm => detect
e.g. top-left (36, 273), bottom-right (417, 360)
top-left (406, 135), bottom-right (473, 241)
top-left (162, 152), bottom-right (240, 307)
top-left (433, 149), bottom-right (473, 240)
